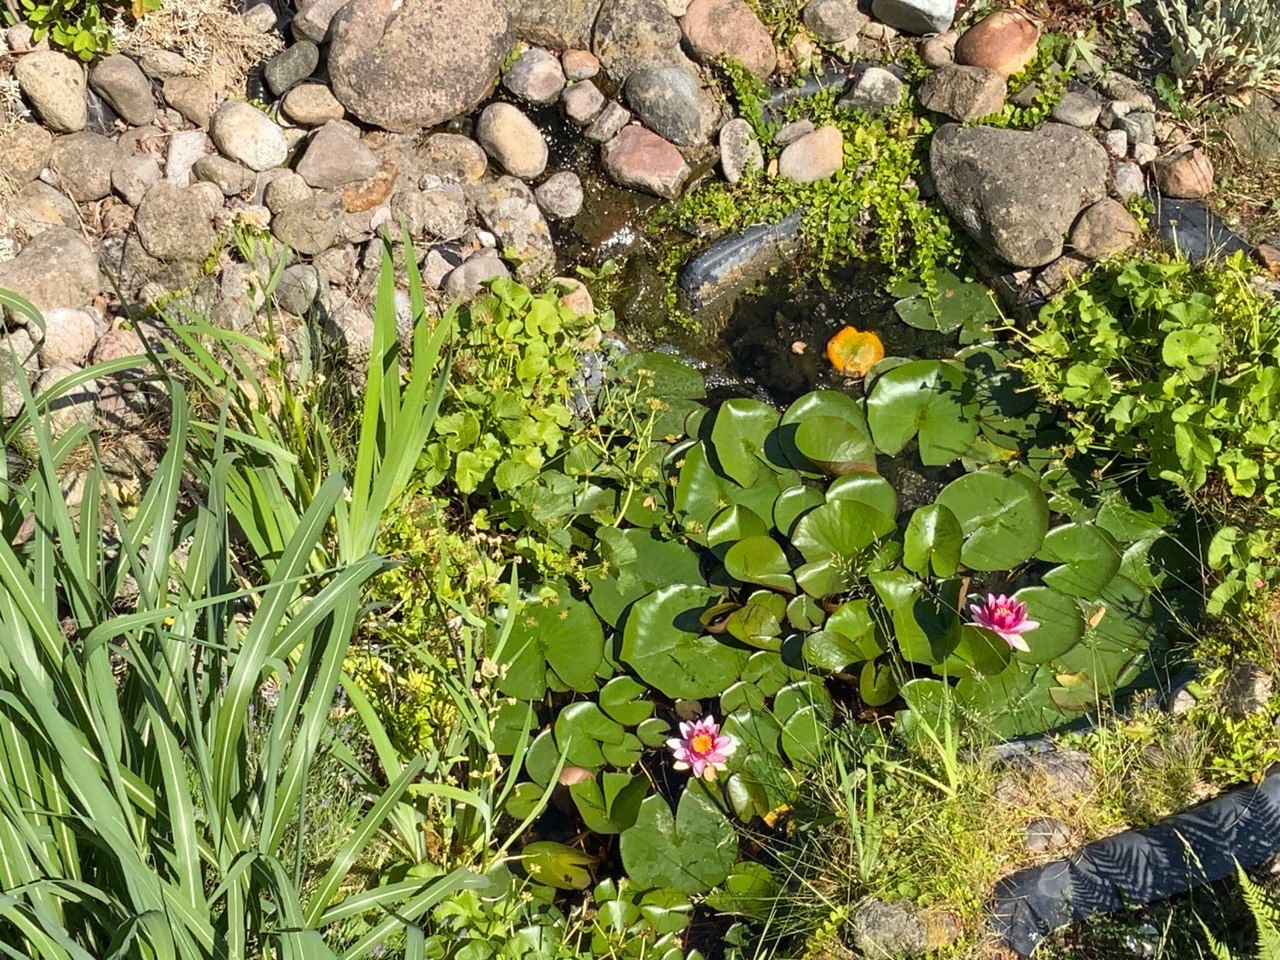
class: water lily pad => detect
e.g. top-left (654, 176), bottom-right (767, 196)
top-left (903, 503), bottom-right (963, 578)
top-left (569, 772), bottom-right (648, 835)
top-left (724, 535), bottom-right (796, 593)
top-left (496, 591), bottom-right (605, 699)
top-left (939, 623), bottom-right (1012, 679)
top-left (711, 399), bottom-right (780, 487)
top-left (599, 676), bottom-right (654, 726)
top-left (794, 416), bottom-right (878, 476)
top-left (619, 787), bottom-right (739, 893)
top-left (1009, 586), bottom-right (1084, 665)
top-left (860, 659), bottom-right (899, 706)
top-left (867, 360), bottom-right (978, 466)
top-left (935, 471), bottom-right (1049, 571)
top-left (792, 499), bottom-right (896, 593)
top-left (621, 585), bottom-right (750, 699)
top-left (586, 529), bottom-right (705, 627)
top-left (708, 505), bottom-right (771, 549)
top-left (725, 591), bottom-right (787, 649)
top-left (778, 391), bottom-right (873, 476)
top-left (774, 485), bottom-right (825, 537)
top-left (826, 472), bottom-right (898, 519)
top-left (802, 599), bottom-right (881, 670)
top-left (1037, 523), bottom-right (1123, 597)
top-left (780, 705), bottom-right (828, 765)
top-left (555, 702), bottom-right (630, 769)
top-left (520, 841), bottom-right (595, 890)
top-left (893, 269), bottom-right (1000, 341)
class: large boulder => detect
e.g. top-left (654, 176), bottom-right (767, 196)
top-left (328, 0), bottom-right (512, 132)
top-left (593, 0), bottom-right (687, 82)
top-left (930, 122), bottom-right (1109, 268)
top-left (503, 0), bottom-right (603, 49)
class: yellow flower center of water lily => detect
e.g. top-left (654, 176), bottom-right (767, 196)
top-left (690, 733), bottom-right (715, 754)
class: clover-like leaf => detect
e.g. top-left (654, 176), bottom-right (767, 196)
top-left (620, 787), bottom-right (739, 893)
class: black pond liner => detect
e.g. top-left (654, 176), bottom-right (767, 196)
top-left (990, 764), bottom-right (1280, 957)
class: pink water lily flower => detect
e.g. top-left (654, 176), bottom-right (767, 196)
top-left (969, 593), bottom-right (1040, 653)
top-left (667, 716), bottom-right (737, 781)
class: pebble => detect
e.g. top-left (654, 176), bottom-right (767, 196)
top-left (241, 2), bottom-right (278, 32)
top-left (585, 101), bottom-right (632, 143)
top-left (841, 67), bottom-right (904, 114)
top-left (166, 130), bottom-right (212, 184)
top-left (1101, 128), bottom-right (1128, 159)
top-left (38, 308), bottom-right (98, 368)
top-left (418, 133), bottom-right (489, 185)
top-left (1113, 162), bottom-right (1146, 200)
top-left (918, 63), bottom-right (1007, 121)
top-left (162, 76), bottom-right (218, 128)
top-left (0, 122), bottom-right (53, 187)
top-left (112, 154), bottom-right (163, 207)
top-left (919, 30), bottom-right (959, 68)
top-left (193, 155), bottom-right (255, 196)
top-left (1153, 144), bottom-right (1215, 199)
top-left (1118, 111), bottom-right (1156, 146)
top-left (1052, 90), bottom-right (1102, 128)
top-left (88, 54), bottom-right (156, 126)
top-left (504, 48), bottom-right (567, 104)
top-left (535, 171), bottom-right (585, 220)
top-left (775, 119), bottom-right (815, 146)
top-left (778, 124), bottom-right (843, 184)
top-left (444, 251), bottom-right (511, 300)
top-left (475, 102), bottom-right (549, 179)
top-left (562, 80), bottom-right (607, 125)
top-left (209, 100), bottom-right (288, 172)
top-left (281, 83), bottom-right (345, 126)
top-left (296, 121), bottom-right (379, 188)
top-left (1025, 817), bottom-right (1071, 855)
top-left (135, 182), bottom-right (217, 261)
top-left (954, 9), bottom-right (1040, 78)
top-left (14, 51), bottom-right (87, 133)
top-left (562, 49), bottom-right (600, 81)
top-left (803, 0), bottom-right (868, 43)
top-left (625, 66), bottom-right (710, 148)
top-left (51, 132), bottom-right (121, 202)
top-left (602, 125), bottom-right (691, 199)
top-left (1070, 198), bottom-right (1141, 259)
top-left (870, 0), bottom-right (956, 35)
top-left (264, 41), bottom-right (320, 97)
top-left (681, 0), bottom-right (777, 78)
top-left (719, 117), bottom-right (763, 184)
top-left (264, 170), bottom-right (314, 214)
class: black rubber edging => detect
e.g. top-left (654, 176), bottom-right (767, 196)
top-left (989, 764), bottom-right (1280, 957)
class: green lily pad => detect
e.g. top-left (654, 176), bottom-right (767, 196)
top-left (780, 705), bottom-right (828, 765)
top-left (903, 503), bottom-right (963, 578)
top-left (794, 416), bottom-right (877, 476)
top-left (867, 360), bottom-right (978, 466)
top-left (586, 529), bottom-right (705, 627)
top-left (935, 471), bottom-right (1049, 571)
top-left (599, 676), bottom-right (654, 726)
top-left (520, 841), bottom-right (595, 890)
top-left (710, 399), bottom-right (780, 487)
top-left (621, 585), bottom-right (750, 699)
top-left (826, 472), bottom-right (899, 519)
top-left (569, 772), bottom-right (648, 835)
top-left (496, 590), bottom-right (605, 699)
top-left (555, 702), bottom-right (630, 769)
top-left (774, 484), bottom-right (826, 537)
top-left (1037, 523), bottom-right (1123, 597)
top-left (779, 390), bottom-right (873, 476)
top-left (1010, 586), bottom-right (1084, 665)
top-left (725, 591), bottom-right (787, 649)
top-left (725, 536), bottom-right (796, 593)
top-left (792, 499), bottom-right (896, 569)
top-left (860, 659), bottom-right (899, 707)
top-left (619, 787), bottom-right (739, 893)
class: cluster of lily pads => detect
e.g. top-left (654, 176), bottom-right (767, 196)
top-left (485, 277), bottom-right (1176, 907)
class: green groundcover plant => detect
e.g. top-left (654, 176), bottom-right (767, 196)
top-left (1021, 252), bottom-right (1280, 611)
top-left (8, 0), bottom-right (160, 59)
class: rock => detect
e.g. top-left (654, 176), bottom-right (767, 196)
top-left (719, 117), bottom-right (762, 184)
top-left (264, 170), bottom-right (314, 213)
top-left (954, 10), bottom-right (1039, 78)
top-left (137, 49), bottom-right (190, 80)
top-left (840, 66), bottom-right (904, 114)
top-left (51, 132), bottom-right (121, 202)
top-left (563, 80), bottom-right (607, 125)
top-left (1113, 162), bottom-right (1146, 200)
top-left (281, 83), bottom-right (345, 126)
top-left (1033, 252), bottom-right (1089, 297)
top-left (1025, 817), bottom-right (1072, 855)
top-left (996, 743), bottom-right (1095, 802)
top-left (1101, 128), bottom-right (1128, 159)
top-left (13, 51), bottom-right (87, 133)
top-left (162, 76), bottom-right (218, 128)
top-left (1070, 198), bottom-right (1140, 260)
top-left (1152, 145), bottom-right (1215, 199)
top-left (1153, 195), bottom-right (1251, 264)
top-left (38, 363), bottom-right (98, 437)
top-left (504, 48), bottom-right (567, 103)
top-left (602, 125), bottom-right (690, 198)
top-left (135, 182), bottom-right (217, 261)
top-left (503, 0), bottom-right (603, 49)
top-left (275, 264), bottom-right (321, 315)
top-left (292, 0), bottom-right (348, 42)
top-left (38, 308), bottom-right (98, 367)
top-left (242, 2), bottom-right (278, 31)
top-left (165, 129), bottom-right (211, 185)
top-left (1222, 90), bottom-right (1280, 165)
top-left (88, 54), bottom-right (155, 126)
top-left (475, 103), bottom-right (549, 179)
top-left (563, 48), bottom-right (601, 80)
top-left (774, 119), bottom-right (814, 146)
top-left (209, 100), bottom-right (288, 172)
top-left (271, 193), bottom-right (344, 255)
top-left (625, 66), bottom-right (710, 147)
top-left (930, 122), bottom-right (1109, 267)
top-left (586, 101), bottom-right (632, 142)
top-left (296, 122), bottom-right (380, 189)
top-left (1119, 110), bottom-right (1156, 145)
top-left (0, 122), bottom-right (53, 186)
top-left (918, 63), bottom-right (1006, 121)
top-left (470, 176), bottom-right (556, 279)
top-left (593, 0), bottom-right (687, 82)
top-left (919, 30), bottom-right (958, 67)
top-left (10, 181), bottom-right (79, 236)
top-left (112, 154), bottom-right (163, 206)
top-left (778, 124), bottom-right (843, 183)
top-left (850, 900), bottom-right (928, 960)
top-left (1101, 71), bottom-right (1156, 111)
top-left (193, 155), bottom-right (255, 195)
top-left (555, 276), bottom-right (594, 315)
top-left (1052, 90), bottom-right (1101, 128)
top-left (328, 0), bottom-right (511, 132)
top-left (870, 0), bottom-right (955, 35)
top-left (1222, 661), bottom-right (1274, 717)
top-left (444, 251), bottom-right (512, 299)
top-left (681, 0), bottom-right (776, 78)
top-left (391, 186), bottom-right (470, 239)
top-left (1133, 141), bottom-right (1159, 166)
top-left (264, 41), bottom-right (319, 96)
top-left (323, 298), bottom-right (375, 362)
top-left (418, 133), bottom-right (490, 184)
top-left (535, 171), bottom-right (584, 219)
top-left (803, 0), bottom-right (868, 42)
top-left (0, 228), bottom-right (101, 314)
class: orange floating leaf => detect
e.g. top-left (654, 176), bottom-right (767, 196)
top-left (826, 326), bottom-right (885, 377)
